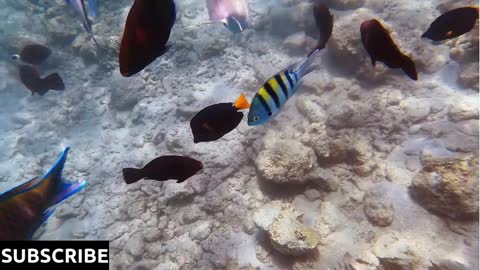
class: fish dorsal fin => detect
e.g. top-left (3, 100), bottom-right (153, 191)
top-left (234, 93), bottom-right (250, 110)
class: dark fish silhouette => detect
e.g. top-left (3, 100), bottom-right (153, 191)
top-left (360, 19), bottom-right (418, 80)
top-left (313, 2), bottom-right (333, 51)
top-left (11, 44), bottom-right (52, 65)
top-left (19, 65), bottom-right (65, 96)
top-left (422, 6), bottom-right (479, 41)
top-left (122, 156), bottom-right (203, 184)
top-left (119, 0), bottom-right (177, 77)
top-left (190, 94), bottom-right (250, 143)
top-left (0, 147), bottom-right (86, 240)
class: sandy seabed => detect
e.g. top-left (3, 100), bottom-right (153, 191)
top-left (0, 0), bottom-right (478, 269)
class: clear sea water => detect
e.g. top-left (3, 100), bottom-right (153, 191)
top-left (0, 0), bottom-right (478, 269)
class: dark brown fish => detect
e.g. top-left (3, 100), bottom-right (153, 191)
top-left (119, 0), bottom-right (176, 77)
top-left (122, 156), bottom-right (203, 184)
top-left (313, 1), bottom-right (333, 51)
top-left (18, 65), bottom-right (65, 96)
top-left (13, 44), bottom-right (52, 65)
top-left (190, 94), bottom-right (250, 143)
top-left (422, 7), bottom-right (479, 41)
top-left (360, 19), bottom-right (418, 80)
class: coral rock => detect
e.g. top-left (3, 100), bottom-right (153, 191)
top-left (254, 201), bottom-right (321, 256)
top-left (363, 188), bottom-right (394, 227)
top-left (255, 138), bottom-right (317, 184)
top-left (409, 155), bottom-right (479, 220)
top-left (458, 62), bottom-right (479, 91)
top-left (301, 122), bottom-right (330, 159)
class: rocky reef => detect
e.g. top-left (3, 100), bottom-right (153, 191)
top-left (0, 0), bottom-right (478, 269)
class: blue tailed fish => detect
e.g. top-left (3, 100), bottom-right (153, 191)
top-left (64, 0), bottom-right (99, 46)
top-left (247, 48), bottom-right (321, 125)
top-left (0, 147), bottom-right (87, 240)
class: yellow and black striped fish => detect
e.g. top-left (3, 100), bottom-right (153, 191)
top-left (247, 48), bottom-right (321, 125)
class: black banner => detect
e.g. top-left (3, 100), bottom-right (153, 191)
top-left (0, 241), bottom-right (109, 269)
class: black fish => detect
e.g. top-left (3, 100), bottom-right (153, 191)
top-left (18, 65), bottom-right (65, 96)
top-left (122, 156), bottom-right (203, 184)
top-left (422, 6), bottom-right (479, 41)
top-left (360, 19), bottom-right (418, 81)
top-left (119, 0), bottom-right (177, 77)
top-left (313, 1), bottom-right (333, 51)
top-left (12, 44), bottom-right (52, 65)
top-left (190, 94), bottom-right (250, 143)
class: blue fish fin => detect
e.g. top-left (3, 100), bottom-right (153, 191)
top-left (294, 48), bottom-right (322, 78)
top-left (29, 208), bottom-right (56, 240)
top-left (43, 147), bottom-right (87, 206)
top-left (41, 147), bottom-right (69, 181)
top-left (88, 0), bottom-right (97, 18)
top-left (53, 179), bottom-right (86, 206)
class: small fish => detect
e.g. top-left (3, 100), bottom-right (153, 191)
top-left (119, 0), bottom-right (177, 77)
top-left (11, 44), bottom-right (52, 65)
top-left (190, 94), bottom-right (250, 143)
top-left (422, 6), bottom-right (479, 41)
top-left (360, 19), bottom-right (417, 80)
top-left (122, 156), bottom-right (203, 185)
top-left (206, 0), bottom-right (249, 34)
top-left (87, 0), bottom-right (97, 18)
top-left (0, 147), bottom-right (86, 240)
top-left (248, 49), bottom-right (321, 126)
top-left (18, 64), bottom-right (65, 96)
top-left (313, 1), bottom-right (334, 51)
top-left (65, 0), bottom-right (99, 46)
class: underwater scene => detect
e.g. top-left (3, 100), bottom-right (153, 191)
top-left (0, 0), bottom-right (479, 269)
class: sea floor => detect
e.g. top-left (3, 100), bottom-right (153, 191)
top-left (0, 0), bottom-right (478, 269)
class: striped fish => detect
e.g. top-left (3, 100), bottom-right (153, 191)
top-left (247, 48), bottom-right (321, 125)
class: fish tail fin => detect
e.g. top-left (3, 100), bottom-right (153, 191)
top-left (401, 55), bottom-right (418, 81)
top-left (44, 147), bottom-right (86, 207)
top-left (122, 168), bottom-right (144, 185)
top-left (295, 48), bottom-right (321, 78)
top-left (53, 179), bottom-right (87, 206)
top-left (234, 93), bottom-right (250, 110)
top-left (43, 73), bottom-right (65, 91)
top-left (43, 147), bottom-right (70, 180)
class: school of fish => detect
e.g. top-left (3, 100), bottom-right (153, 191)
top-left (2, 0), bottom-right (479, 240)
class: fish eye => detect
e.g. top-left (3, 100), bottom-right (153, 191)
top-left (253, 116), bottom-right (260, 121)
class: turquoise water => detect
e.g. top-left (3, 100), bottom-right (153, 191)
top-left (0, 0), bottom-right (478, 269)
